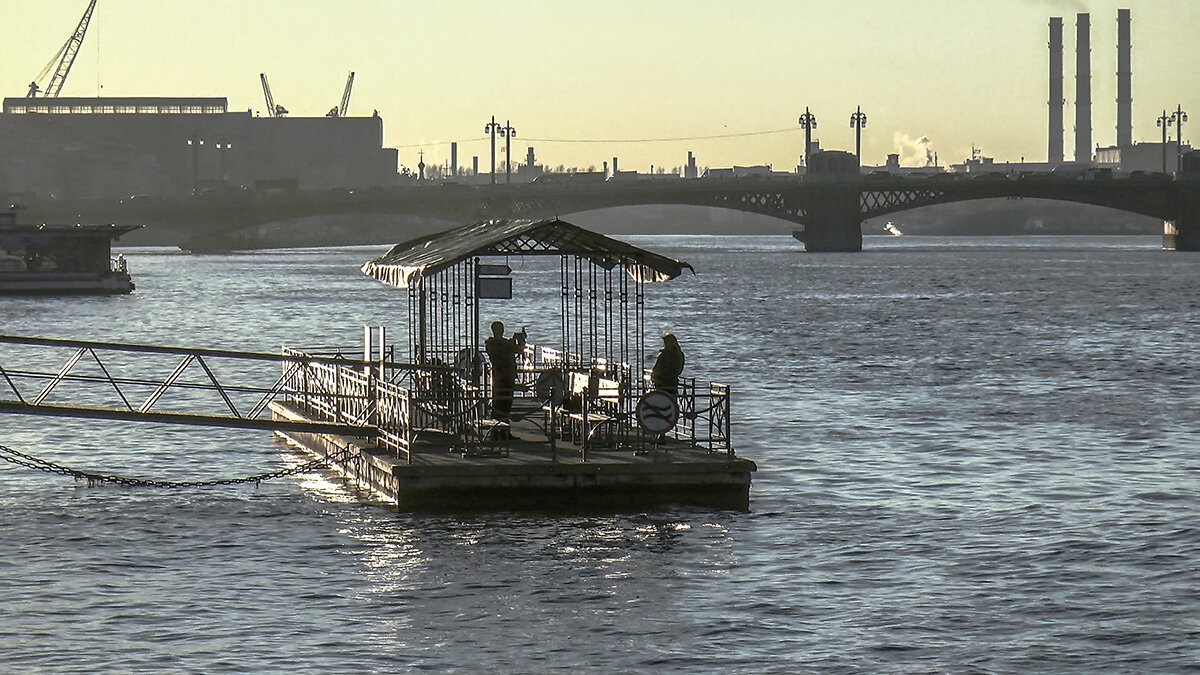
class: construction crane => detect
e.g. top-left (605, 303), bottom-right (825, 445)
top-left (327, 72), bottom-right (355, 117)
top-left (259, 73), bottom-right (288, 118)
top-left (27, 0), bottom-right (98, 98)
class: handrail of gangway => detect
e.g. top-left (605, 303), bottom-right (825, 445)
top-left (0, 334), bottom-right (453, 372)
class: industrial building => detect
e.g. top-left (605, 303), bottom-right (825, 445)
top-left (0, 97), bottom-right (400, 200)
top-left (1052, 9), bottom-right (1189, 173)
top-left (1, 2), bottom-right (400, 201)
top-left (952, 8), bottom-right (1188, 176)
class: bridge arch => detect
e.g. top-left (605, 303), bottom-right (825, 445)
top-left (863, 196), bottom-right (1163, 236)
top-left (21, 175), bottom-right (1194, 251)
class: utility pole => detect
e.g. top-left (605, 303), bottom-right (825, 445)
top-left (1171, 105), bottom-right (1188, 173)
top-left (1157, 110), bottom-right (1172, 174)
top-left (484, 116), bottom-right (501, 184)
top-left (849, 106), bottom-right (867, 166)
top-left (798, 107), bottom-right (817, 171)
top-left (500, 120), bottom-right (517, 184)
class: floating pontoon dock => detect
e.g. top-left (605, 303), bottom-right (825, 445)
top-left (271, 218), bottom-right (756, 511)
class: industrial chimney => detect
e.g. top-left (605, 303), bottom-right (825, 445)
top-left (1116, 9), bottom-right (1132, 148)
top-left (1049, 17), bottom-right (1064, 165)
top-left (1075, 13), bottom-right (1092, 163)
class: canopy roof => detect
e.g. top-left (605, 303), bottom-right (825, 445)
top-left (360, 218), bottom-right (693, 289)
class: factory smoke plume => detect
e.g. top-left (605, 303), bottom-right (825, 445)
top-left (893, 132), bottom-right (936, 167)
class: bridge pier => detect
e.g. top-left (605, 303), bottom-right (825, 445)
top-left (798, 150), bottom-right (864, 253)
top-left (1166, 210), bottom-right (1200, 252)
top-left (1168, 154), bottom-right (1200, 251)
top-left (799, 186), bottom-right (863, 252)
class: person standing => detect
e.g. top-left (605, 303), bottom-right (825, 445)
top-left (485, 320), bottom-right (519, 426)
top-left (651, 332), bottom-right (685, 398)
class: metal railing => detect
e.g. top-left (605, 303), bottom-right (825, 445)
top-left (280, 347), bottom-right (415, 461)
top-left (278, 340), bottom-right (734, 462)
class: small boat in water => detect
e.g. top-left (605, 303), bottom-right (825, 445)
top-left (1, 208), bottom-right (139, 294)
top-left (883, 221), bottom-right (903, 236)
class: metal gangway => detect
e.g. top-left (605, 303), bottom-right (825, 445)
top-left (0, 334), bottom-right (395, 437)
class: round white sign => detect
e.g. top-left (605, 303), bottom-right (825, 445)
top-left (636, 391), bottom-right (678, 434)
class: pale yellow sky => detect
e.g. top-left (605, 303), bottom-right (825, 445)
top-left (3, 0), bottom-right (1198, 172)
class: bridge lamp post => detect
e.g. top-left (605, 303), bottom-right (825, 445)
top-left (485, 115), bottom-right (501, 185)
top-left (186, 134), bottom-right (204, 195)
top-left (1171, 105), bottom-right (1188, 173)
top-left (849, 106), bottom-right (867, 166)
top-left (214, 141), bottom-right (232, 185)
top-left (798, 107), bottom-right (817, 171)
top-left (1157, 110), bottom-right (1173, 174)
top-left (499, 120), bottom-right (517, 184)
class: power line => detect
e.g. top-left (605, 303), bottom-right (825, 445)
top-left (393, 137), bottom-right (486, 149)
top-left (390, 127), bottom-right (801, 148)
top-left (525, 128), bottom-right (801, 143)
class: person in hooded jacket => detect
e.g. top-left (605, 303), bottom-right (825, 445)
top-left (651, 332), bottom-right (685, 398)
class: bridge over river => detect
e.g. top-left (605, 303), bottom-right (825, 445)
top-left (17, 166), bottom-right (1200, 252)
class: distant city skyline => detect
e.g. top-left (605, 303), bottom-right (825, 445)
top-left (3, 0), bottom-right (1197, 173)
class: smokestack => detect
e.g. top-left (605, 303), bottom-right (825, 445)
top-left (1049, 17), bottom-right (1064, 165)
top-left (451, 142), bottom-right (458, 177)
top-left (1075, 13), bottom-right (1092, 163)
top-left (1116, 9), bottom-right (1132, 148)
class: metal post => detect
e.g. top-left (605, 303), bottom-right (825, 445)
top-left (1158, 110), bottom-right (1172, 174)
top-left (798, 107), bottom-right (817, 170)
top-left (849, 106), bottom-right (867, 165)
top-left (377, 325), bottom-right (386, 381)
top-left (1172, 105), bottom-right (1188, 173)
top-left (469, 258), bottom-right (479, 383)
top-left (484, 116), bottom-right (500, 185)
top-left (187, 134), bottom-right (203, 194)
top-left (500, 120), bottom-right (516, 184)
top-left (214, 141), bottom-right (230, 184)
top-left (581, 388), bottom-right (589, 462)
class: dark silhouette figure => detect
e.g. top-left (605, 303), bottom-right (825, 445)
top-left (485, 320), bottom-right (519, 424)
top-left (651, 332), bottom-right (685, 398)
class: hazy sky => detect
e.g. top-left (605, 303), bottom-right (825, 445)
top-left (3, 0), bottom-right (1198, 173)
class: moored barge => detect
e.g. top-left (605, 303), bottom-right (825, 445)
top-left (1, 207), bottom-right (138, 294)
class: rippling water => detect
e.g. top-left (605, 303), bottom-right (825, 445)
top-left (2, 235), bottom-right (1198, 673)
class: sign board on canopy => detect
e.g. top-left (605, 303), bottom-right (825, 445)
top-left (477, 276), bottom-right (512, 299)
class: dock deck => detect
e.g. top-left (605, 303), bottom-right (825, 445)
top-left (271, 399), bottom-right (755, 512)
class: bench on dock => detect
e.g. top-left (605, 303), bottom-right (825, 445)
top-left (548, 371), bottom-right (623, 448)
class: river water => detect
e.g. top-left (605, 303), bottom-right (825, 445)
top-left (1, 235), bottom-right (1198, 673)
